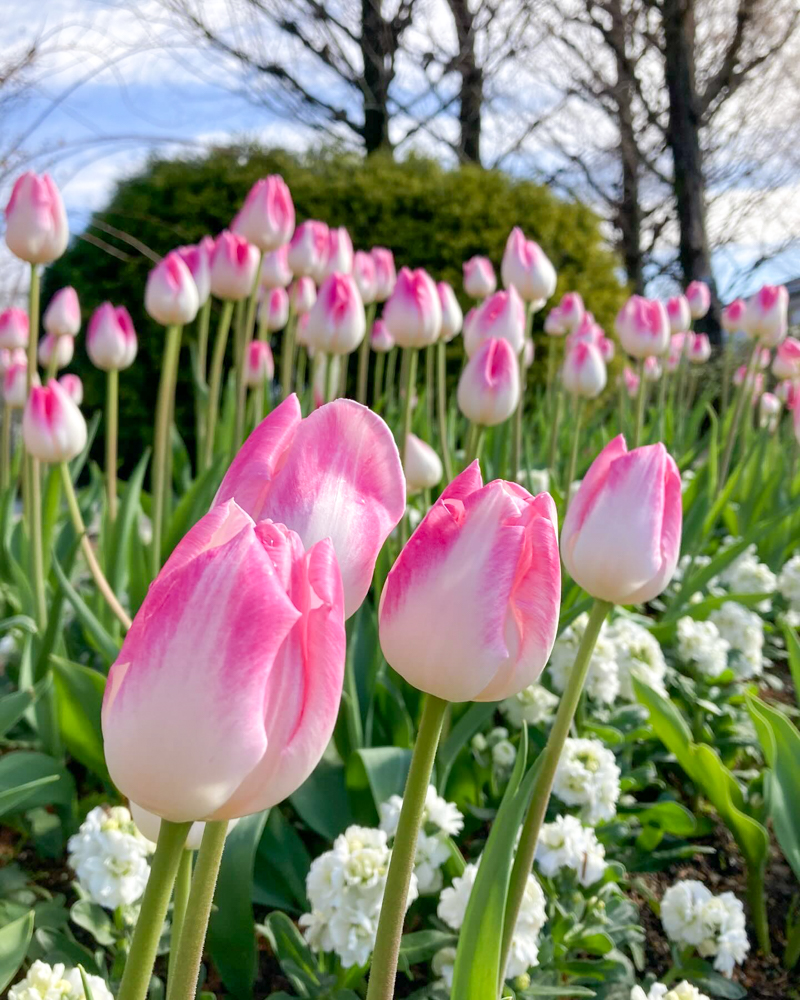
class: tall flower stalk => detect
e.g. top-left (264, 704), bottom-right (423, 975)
top-left (203, 301), bottom-right (234, 471)
top-left (151, 324), bottom-right (182, 578)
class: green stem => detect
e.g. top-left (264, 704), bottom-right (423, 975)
top-left (27, 265), bottom-right (39, 395)
top-left (234, 260), bottom-right (263, 450)
top-left (546, 338), bottom-right (557, 410)
top-left (169, 850), bottom-right (193, 977)
top-left (634, 358), bottom-right (647, 447)
top-left (425, 343), bottom-right (435, 432)
top-left (106, 369), bottom-right (119, 524)
top-left (718, 340), bottom-right (759, 494)
top-left (465, 422), bottom-right (486, 465)
top-left (546, 385), bottom-right (563, 478)
top-left (747, 866), bottom-right (772, 956)
top-left (280, 301), bottom-right (297, 399)
top-left (513, 306), bottom-right (535, 478)
top-left (656, 368), bottom-right (668, 444)
top-left (500, 599), bottom-right (612, 982)
top-left (196, 298), bottom-right (211, 385)
top-left (29, 456), bottom-right (46, 631)
top-left (338, 351), bottom-right (349, 399)
top-left (1, 405), bottom-right (10, 492)
top-left (117, 821), bottom-right (190, 1000)
top-left (436, 340), bottom-right (453, 481)
top-left (151, 324), bottom-right (182, 578)
top-left (784, 916), bottom-right (800, 969)
top-left (721, 336), bottom-right (732, 417)
top-left (45, 351), bottom-right (58, 382)
top-left (564, 396), bottom-right (585, 510)
top-left (324, 353), bottom-right (336, 403)
top-left (374, 351), bottom-right (386, 408)
top-left (296, 347), bottom-right (308, 398)
top-left (166, 821), bottom-right (228, 1000)
top-left (203, 301), bottom-right (234, 471)
top-left (357, 303), bottom-right (377, 404)
top-left (385, 347), bottom-right (398, 408)
top-left (365, 695), bottom-right (449, 1000)
top-left (617, 380), bottom-right (626, 436)
top-left (399, 348), bottom-right (418, 547)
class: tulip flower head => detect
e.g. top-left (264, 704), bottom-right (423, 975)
top-left (643, 356), bottom-right (662, 382)
top-left (232, 175), bottom-right (295, 251)
top-left (666, 333), bottom-right (686, 373)
top-left (288, 220), bottom-right (329, 281)
top-left (353, 250), bottom-right (377, 304)
top-left (773, 337), bottom-right (800, 380)
top-left (744, 284), bottom-right (789, 347)
top-left (463, 256), bottom-right (497, 299)
top-left (379, 463), bottom-right (561, 702)
top-left (260, 245), bottom-right (293, 290)
top-left (5, 171), bottom-right (69, 264)
top-left (685, 281), bottom-right (711, 320)
top-left (291, 276), bottom-right (317, 314)
top-left (759, 391), bottom-right (782, 431)
top-left (23, 378), bottom-right (87, 463)
top-left (599, 336), bottom-right (615, 363)
top-left (175, 238), bottom-right (213, 305)
top-left (501, 227), bottom-right (557, 305)
top-left (324, 227), bottom-right (354, 277)
top-left (688, 332), bottom-right (711, 364)
top-left (438, 281), bottom-right (463, 342)
top-left (145, 252), bottom-right (199, 326)
top-left (87, 304), bottom-right (137, 372)
top-left (43, 287), bottom-right (80, 338)
top-left (722, 298), bottom-right (746, 334)
top-left (775, 379), bottom-right (798, 408)
top-left (561, 435), bottom-right (681, 605)
top-left (404, 433), bottom-right (443, 493)
top-left (306, 273), bottom-right (365, 355)
top-left (38, 334), bottom-right (74, 372)
top-left (457, 337), bottom-right (520, 426)
top-left (370, 319), bottom-right (394, 353)
top-left (620, 365), bottom-right (640, 399)
top-left (463, 286), bottom-right (526, 358)
top-left (558, 292), bottom-right (585, 334)
top-left (245, 341), bottom-right (275, 387)
top-left (58, 373), bottom-right (83, 405)
top-left (210, 231), bottom-right (260, 302)
top-left (666, 295), bottom-right (691, 334)
top-left (544, 307), bottom-right (567, 337)
top-left (260, 287), bottom-right (290, 333)
top-left (383, 267), bottom-right (442, 348)
top-left (131, 802), bottom-right (238, 851)
top-left (0, 308), bottom-right (29, 350)
top-left (562, 342), bottom-right (607, 399)
top-left (615, 296), bottom-right (670, 359)
top-left (372, 247), bottom-right (396, 302)
top-left (3, 359), bottom-right (34, 408)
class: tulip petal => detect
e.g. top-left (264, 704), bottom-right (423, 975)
top-left (563, 434), bottom-right (628, 536)
top-left (624, 452), bottom-right (682, 604)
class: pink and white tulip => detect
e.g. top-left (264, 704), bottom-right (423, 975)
top-left (457, 337), bottom-right (520, 426)
top-left (260, 287), bottom-right (290, 333)
top-left (0, 308), bottom-right (29, 350)
top-left (562, 342), bottom-right (607, 399)
top-left (463, 256), bottom-right (497, 299)
top-left (23, 378), bottom-right (87, 463)
top-left (666, 333), bottom-right (686, 373)
top-left (353, 251), bottom-right (377, 305)
top-left (383, 267), bottom-right (442, 348)
top-left (306, 274), bottom-right (365, 355)
top-left (685, 281), bottom-right (711, 320)
top-left (175, 238), bottom-right (213, 305)
top-left (87, 304), bottom-right (138, 372)
top-left (688, 332), bottom-right (711, 364)
top-left (773, 337), bottom-right (800, 380)
top-left (43, 287), bottom-right (80, 338)
top-left (775, 379), bottom-right (798, 408)
top-left (232, 175), bottom-right (295, 251)
top-left (463, 286), bottom-right (525, 357)
top-left (38, 334), bottom-right (74, 372)
top-left (544, 307), bottom-right (567, 337)
top-left (371, 319), bottom-right (394, 353)
top-left (438, 282), bottom-right (463, 342)
top-left (404, 433), bottom-right (443, 493)
top-left (620, 366), bottom-right (640, 399)
top-left (324, 227), bottom-right (354, 277)
top-left (290, 276), bottom-right (317, 314)
top-left (558, 292), bottom-right (585, 334)
top-left (210, 231), bottom-right (260, 302)
top-left (501, 227), bottom-right (556, 304)
top-left (372, 248), bottom-right (396, 302)
top-left (5, 171), bottom-right (69, 264)
top-left (643, 356), bottom-right (662, 381)
top-left (744, 285), bottom-right (789, 346)
top-left (58, 373), bottom-right (83, 405)
top-left (599, 336), bottom-right (615, 362)
top-left (666, 295), bottom-right (691, 334)
top-left (615, 295), bottom-right (670, 359)
top-left (379, 464), bottom-right (560, 702)
top-left (3, 360), bottom-right (34, 408)
top-left (288, 221), bottom-right (329, 281)
top-left (566, 312), bottom-right (602, 349)
top-left (260, 245), bottom-right (292, 290)
top-left (131, 803), bottom-right (238, 851)
top-left (145, 252), bottom-right (199, 326)
top-left (561, 435), bottom-right (681, 605)
top-left (245, 341), bottom-right (275, 387)
top-left (722, 298), bottom-right (746, 334)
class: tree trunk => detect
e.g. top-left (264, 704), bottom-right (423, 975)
top-left (361, 0), bottom-right (394, 154)
top-left (447, 0), bottom-right (483, 163)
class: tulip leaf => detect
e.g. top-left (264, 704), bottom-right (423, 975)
top-left (349, 747), bottom-right (412, 820)
top-left (162, 458), bottom-right (226, 567)
top-left (51, 555), bottom-right (121, 665)
top-left (254, 808), bottom-right (311, 913)
top-left (436, 701), bottom-right (498, 793)
top-left (290, 760), bottom-right (354, 841)
top-left (110, 448), bottom-right (150, 599)
top-left (0, 911), bottom-right (34, 994)
top-left (781, 622), bottom-right (800, 711)
top-left (0, 751), bottom-right (75, 818)
top-left (50, 657), bottom-right (109, 783)
top-left (0, 686), bottom-right (38, 740)
top-left (258, 911), bottom-right (324, 995)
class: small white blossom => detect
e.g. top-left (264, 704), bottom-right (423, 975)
top-left (432, 946), bottom-right (457, 988)
top-left (552, 738), bottom-right (621, 824)
top-left (500, 683), bottom-right (559, 728)
top-left (720, 545), bottom-right (776, 612)
top-left (778, 554), bottom-right (800, 620)
top-left (676, 618), bottom-right (730, 679)
top-left (631, 981), bottom-right (710, 1000)
top-left (535, 814), bottom-right (607, 886)
top-left (9, 961), bottom-right (113, 1000)
top-left (549, 614), bottom-right (620, 705)
top-left (606, 617), bottom-right (668, 699)
top-left (67, 806), bottom-right (152, 910)
top-left (709, 601), bottom-right (764, 678)
top-left (660, 881), bottom-right (749, 977)
top-left (492, 739), bottom-right (517, 771)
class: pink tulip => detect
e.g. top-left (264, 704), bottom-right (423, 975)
top-left (324, 227), bottom-right (354, 277)
top-left (295, 313), bottom-right (311, 348)
top-left (87, 303), bottom-right (137, 372)
top-left (209, 231), bottom-right (260, 301)
top-left (404, 433), bottom-right (443, 493)
top-left (102, 500), bottom-right (345, 822)
top-left (566, 312), bottom-right (601, 349)
top-left (457, 337), bottom-right (520, 426)
top-left (383, 267), bottom-right (442, 348)
top-left (245, 341), bottom-right (275, 387)
top-left (260, 287), bottom-right (290, 333)
top-left (130, 803), bottom-right (238, 851)
top-left (562, 342), bottom-right (607, 399)
top-left (757, 347), bottom-right (771, 370)
top-left (232, 175), bottom-right (295, 251)
top-left (666, 295), bottom-right (691, 334)
top-left (558, 292), bottom-right (585, 334)
top-left (722, 298), bottom-right (746, 334)
top-left (775, 379), bottom-right (798, 408)
top-left (523, 337), bottom-right (535, 368)
top-left (438, 281), bottom-right (463, 342)
top-left (59, 373), bottom-right (83, 406)
top-left (620, 365), bottom-right (640, 399)
top-left (290, 276), bottom-right (317, 314)
top-left (23, 378), bottom-right (87, 463)
top-left (463, 256), bottom-right (497, 299)
top-left (0, 348), bottom-right (24, 375)
top-left (685, 281), bottom-right (711, 319)
top-left (379, 463), bottom-right (560, 701)
top-left (773, 337), bottom-right (800, 380)
top-left (305, 273), bottom-right (365, 355)
top-left (353, 251), bottom-right (377, 304)
top-left (3, 360), bottom-right (35, 408)
top-left (599, 336), bottom-right (615, 363)
top-left (5, 171), bottom-right (69, 264)
top-left (215, 395), bottom-right (404, 617)
top-left (175, 238), bottom-right (213, 305)
top-left (688, 332), bottom-right (711, 364)
top-left (371, 319), bottom-right (394, 353)
top-left (544, 307), bottom-right (567, 337)
top-left (666, 333), bottom-right (686, 373)
top-left (561, 435), bottom-right (681, 605)
top-left (288, 220), bottom-right (329, 281)
top-left (260, 245), bottom-right (293, 290)
top-left (744, 284), bottom-right (788, 346)
top-left (43, 287), bottom-right (80, 338)
top-left (643, 355), bottom-right (662, 381)
top-left (0, 308), bottom-right (29, 350)
top-left (501, 227), bottom-right (556, 304)
top-left (759, 391), bottom-right (781, 431)
top-left (372, 247), bottom-right (396, 302)
top-left (615, 295), bottom-right (670, 359)
top-left (38, 333), bottom-right (74, 372)
top-left (794, 395), bottom-right (800, 446)
top-left (463, 286), bottom-right (525, 357)
top-left (145, 252), bottom-right (199, 326)
top-left (733, 364), bottom-right (763, 392)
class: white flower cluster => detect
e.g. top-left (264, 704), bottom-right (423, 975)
top-left (709, 601), bottom-right (764, 678)
top-left (535, 814), bottom-right (607, 887)
top-left (676, 617), bottom-right (730, 679)
top-left (778, 553), bottom-right (800, 624)
top-left (300, 825), bottom-right (419, 967)
top-left (67, 806), bottom-right (153, 910)
top-left (552, 738), bottom-right (621, 824)
top-left (719, 542), bottom-right (776, 612)
top-left (606, 617), bottom-right (668, 699)
top-left (437, 860), bottom-right (546, 981)
top-left (9, 961), bottom-right (113, 1000)
top-left (660, 880), bottom-right (749, 977)
top-left (500, 683), bottom-right (559, 728)
top-left (631, 981), bottom-right (710, 1000)
top-left (379, 785), bottom-right (464, 894)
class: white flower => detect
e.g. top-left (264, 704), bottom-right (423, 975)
top-left (378, 786), bottom-right (462, 894)
top-left (778, 553), bottom-right (800, 606)
top-left (549, 614), bottom-right (620, 705)
top-left (492, 739), bottom-right (517, 771)
top-left (424, 786), bottom-right (464, 837)
top-left (714, 925), bottom-right (750, 977)
top-left (500, 683), bottom-right (559, 728)
top-left (676, 618), bottom-right (730, 679)
top-left (720, 546), bottom-right (776, 612)
top-left (552, 738), bottom-right (621, 824)
top-left (709, 601), bottom-right (764, 679)
top-left (661, 880), bottom-right (714, 946)
top-left (9, 961), bottom-right (113, 1000)
top-left (606, 618), bottom-right (667, 699)
top-left (432, 946), bottom-right (457, 988)
top-left (631, 982), bottom-right (709, 1000)
top-left (67, 806), bottom-right (152, 910)
top-left (536, 814), bottom-right (607, 886)
top-left (660, 881), bottom-right (749, 977)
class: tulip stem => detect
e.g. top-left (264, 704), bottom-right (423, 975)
top-left (399, 348), bottom-right (418, 547)
top-left (500, 598), bottom-right (612, 986)
top-left (117, 820), bottom-right (191, 1000)
top-left (151, 323), bottom-right (183, 578)
top-left (634, 359), bottom-right (647, 447)
top-left (357, 303), bottom-right (377, 404)
top-left (436, 340), bottom-right (453, 481)
top-left (324, 353), bottom-right (337, 403)
top-left (513, 305), bottom-right (535, 479)
top-left (196, 297), bottom-right (212, 385)
top-left (29, 456), bottom-right (47, 631)
top-left (366, 694), bottom-right (449, 1000)
top-left (234, 259), bottom-right (263, 451)
top-left (296, 346), bottom-right (308, 399)
top-left (203, 301), bottom-right (234, 471)
top-left (385, 347), bottom-right (398, 408)
top-left (718, 340), bottom-right (759, 495)
top-left (106, 369), bottom-right (119, 524)
top-left (564, 396), bottom-right (584, 510)
top-left (166, 820), bottom-right (228, 1000)
top-left (280, 301), bottom-right (297, 399)
top-left (546, 385), bottom-right (563, 481)
top-left (169, 850), bottom-right (193, 978)
top-left (26, 264), bottom-right (39, 396)
top-left (60, 462), bottom-right (132, 630)
top-left (374, 351), bottom-right (386, 408)
top-left (656, 368), bottom-right (668, 444)
top-left (465, 422), bottom-right (486, 466)
top-left (1, 405), bottom-right (10, 492)
top-left (425, 343), bottom-right (435, 432)
top-left (45, 353), bottom-right (59, 382)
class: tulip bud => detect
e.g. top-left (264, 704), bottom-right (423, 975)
top-left (615, 296), bottom-right (670, 359)
top-left (38, 334), bottom-right (74, 372)
top-left (5, 171), bottom-right (69, 264)
top-left (296, 313), bottom-right (311, 348)
top-left (722, 298), bottom-right (746, 334)
top-left (463, 286), bottom-right (525, 358)
top-left (643, 356), bottom-right (662, 381)
top-left (305, 274), bottom-right (365, 355)
top-left (744, 285), bottom-right (789, 347)
top-left (566, 312), bottom-right (601, 349)
top-left (58, 373), bottom-right (83, 405)
top-left (544, 307), bottom-right (567, 337)
top-left (759, 391), bottom-right (781, 431)
top-left (371, 319), bottom-right (394, 353)
top-left (324, 227), bottom-right (354, 277)
top-left (685, 281), bottom-right (711, 319)
top-left (620, 365), bottom-right (639, 399)
top-left (3, 360), bottom-right (35, 408)
top-left (0, 308), bottom-right (29, 350)
top-left (130, 802), bottom-right (238, 851)
top-left (463, 256), bottom-right (497, 299)
top-left (561, 435), bottom-right (681, 604)
top-left (666, 333), bottom-right (685, 373)
top-left (288, 220), bottom-right (329, 281)
top-left (599, 336), bottom-right (615, 363)
top-left (87, 303), bottom-right (137, 372)
top-left (773, 337), bottom-right (800, 380)
top-left (501, 227), bottom-right (557, 304)
top-left (175, 238), bottom-right (213, 306)
top-left (210, 231), bottom-right (260, 302)
top-left (383, 267), bottom-right (442, 348)
top-left (523, 337), bottom-right (535, 368)
top-left (457, 337), bottom-right (520, 426)
top-left (666, 295), bottom-right (691, 334)
top-left (43, 287), bottom-right (80, 338)
top-left (562, 343), bottom-right (607, 399)
top-left (437, 282), bottom-right (463, 342)
top-left (245, 341), bottom-right (274, 387)
top-left (559, 292), bottom-right (585, 334)
top-left (688, 332), bottom-right (711, 364)
top-left (775, 379), bottom-right (797, 408)
top-left (290, 276), bottom-right (317, 314)
top-left (260, 287), bottom-right (290, 333)
top-left (232, 175), bottom-right (295, 251)
top-left (145, 252), bottom-right (199, 326)
top-left (379, 463), bottom-right (561, 701)
top-left (23, 378), bottom-right (87, 463)
top-left (372, 247), bottom-right (396, 302)
top-left (404, 433), bottom-right (443, 493)
top-left (353, 251), bottom-right (377, 304)
top-left (260, 245), bottom-right (292, 290)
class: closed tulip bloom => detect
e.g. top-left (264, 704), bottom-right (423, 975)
top-left (306, 273), bottom-right (365, 355)
top-left (288, 220), bottom-right (330, 281)
top-left (87, 303), bottom-right (137, 372)
top-left (175, 238), bottom-right (213, 305)
top-left (775, 379), bottom-right (798, 408)
top-left (599, 336), bottom-right (615, 362)
top-left (23, 378), bottom-right (87, 463)
top-left (561, 435), bottom-right (681, 605)
top-left (772, 337), bottom-right (800, 380)
top-left (566, 312), bottom-right (601, 349)
top-left (371, 318), bottom-right (394, 353)
top-left (666, 295), bottom-right (691, 334)
top-left (523, 337), bottom-right (535, 368)
top-left (379, 463), bottom-right (561, 701)
top-left (324, 227), bottom-right (354, 277)
top-left (0, 349), bottom-right (16, 375)
top-left (290, 276), bottom-right (317, 314)
top-left (458, 337), bottom-right (520, 426)
top-left (260, 245), bottom-right (292, 290)
top-left (620, 365), bottom-right (640, 399)
top-left (686, 280), bottom-right (711, 319)
top-left (43, 287), bottom-right (80, 338)
top-left (0, 308), bottom-right (29, 349)
top-left (131, 802), bottom-right (238, 851)
top-left (353, 250), bottom-right (377, 304)
top-left (666, 334), bottom-right (685, 373)
top-left (58, 373), bottom-right (83, 405)
top-left (463, 256), bottom-right (497, 299)
top-left (3, 361), bottom-right (35, 408)
top-left (383, 267), bottom-right (442, 348)
top-left (615, 296), bottom-right (670, 359)
top-left (245, 341), bottom-right (275, 387)
top-left (38, 334), bottom-right (74, 372)
top-left (501, 227), bottom-right (557, 304)
top-left (372, 247), bottom-right (397, 302)
top-left (463, 286), bottom-right (525, 357)
top-left (643, 356), bottom-right (662, 381)
top-left (103, 500), bottom-right (345, 822)
top-left (722, 298), bottom-right (746, 334)
top-left (145, 252), bottom-right (199, 326)
top-left (744, 284), bottom-right (788, 346)
top-left (733, 364), bottom-right (762, 390)
top-left (210, 231), bottom-right (260, 302)
top-left (688, 332), bottom-right (711, 364)
top-left (5, 171), bottom-right (69, 264)
top-left (215, 395), bottom-right (405, 617)
top-left (404, 433), bottom-right (443, 493)
top-left (438, 281), bottom-right (463, 342)
top-left (544, 307), bottom-right (567, 337)
top-left (757, 347), bottom-right (771, 369)
top-left (260, 286), bottom-right (290, 333)
top-left (559, 292), bottom-right (585, 334)
top-left (562, 342), bottom-right (607, 399)
top-left (232, 175), bottom-right (295, 251)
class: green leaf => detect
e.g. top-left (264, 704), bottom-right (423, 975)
top-left (70, 900), bottom-right (116, 947)
top-left (290, 760), bottom-right (354, 841)
top-left (78, 966), bottom-right (97, 1000)
top-left (636, 801), bottom-right (697, 837)
top-left (255, 808), bottom-right (311, 912)
top-left (51, 658), bottom-right (109, 782)
top-left (0, 615), bottom-right (37, 636)
top-left (30, 928), bottom-right (100, 974)
top-left (0, 752), bottom-right (75, 818)
top-left (349, 747), bottom-right (413, 816)
top-left (258, 911), bottom-right (322, 995)
top-left (110, 449), bottom-right (150, 598)
top-left (51, 555), bottom-right (121, 665)
top-left (437, 702), bottom-right (498, 792)
top-left (0, 686), bottom-right (38, 739)
top-left (399, 930), bottom-right (458, 966)
top-left (0, 911), bottom-right (34, 994)
top-left (781, 622), bottom-right (800, 712)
